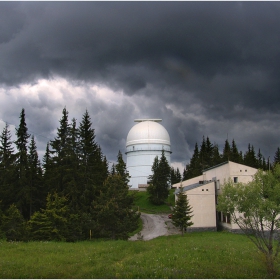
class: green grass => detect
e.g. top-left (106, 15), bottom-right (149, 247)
top-left (132, 191), bottom-right (172, 213)
top-left (1, 231), bottom-right (279, 278)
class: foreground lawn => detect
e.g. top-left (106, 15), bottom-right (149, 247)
top-left (1, 231), bottom-right (279, 278)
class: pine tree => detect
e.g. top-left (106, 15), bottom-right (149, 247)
top-left (262, 157), bottom-right (268, 171)
top-left (50, 107), bottom-right (71, 194)
top-left (79, 110), bottom-right (108, 191)
top-left (115, 150), bottom-right (130, 185)
top-left (1, 204), bottom-right (27, 241)
top-left (199, 136), bottom-right (207, 170)
top-left (244, 144), bottom-right (258, 168)
top-left (171, 187), bottom-right (193, 235)
top-left (49, 109), bottom-right (81, 200)
top-left (110, 163), bottom-right (116, 175)
top-left (66, 118), bottom-right (81, 209)
top-left (171, 167), bottom-right (176, 184)
top-left (212, 144), bottom-right (222, 166)
top-left (14, 108), bottom-right (30, 219)
top-left (79, 110), bottom-right (98, 188)
top-left (27, 135), bottom-right (43, 217)
top-left (92, 174), bottom-right (140, 240)
top-left (183, 143), bottom-right (201, 180)
top-left (42, 142), bottom-right (56, 195)
top-left (274, 147), bottom-right (280, 166)
top-left (0, 123), bottom-right (15, 210)
top-left (147, 150), bottom-right (171, 205)
top-left (231, 139), bottom-right (241, 163)
top-left (171, 167), bottom-right (182, 184)
top-left (175, 167), bottom-right (182, 183)
top-left (222, 139), bottom-right (231, 162)
top-left (27, 211), bottom-right (53, 241)
top-left (257, 148), bottom-right (264, 169)
top-left (205, 136), bottom-right (214, 168)
top-left (78, 112), bottom-right (107, 206)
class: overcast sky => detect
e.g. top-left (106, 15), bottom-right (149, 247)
top-left (0, 2), bottom-right (280, 172)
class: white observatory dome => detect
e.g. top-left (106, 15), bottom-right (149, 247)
top-left (126, 119), bottom-right (171, 189)
top-left (126, 120), bottom-right (170, 146)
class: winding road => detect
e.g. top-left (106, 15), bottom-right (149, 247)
top-left (129, 213), bottom-right (180, 241)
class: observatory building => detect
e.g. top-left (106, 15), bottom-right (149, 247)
top-left (126, 119), bottom-right (171, 189)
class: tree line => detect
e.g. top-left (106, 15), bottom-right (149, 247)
top-left (0, 108), bottom-right (139, 241)
top-left (170, 136), bottom-right (280, 184)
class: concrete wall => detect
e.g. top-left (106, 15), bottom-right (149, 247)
top-left (182, 182), bottom-right (216, 229)
top-left (126, 144), bottom-right (171, 189)
top-left (173, 175), bottom-right (204, 189)
top-left (173, 161), bottom-right (258, 231)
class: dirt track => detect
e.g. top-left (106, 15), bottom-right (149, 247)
top-left (129, 213), bottom-right (180, 241)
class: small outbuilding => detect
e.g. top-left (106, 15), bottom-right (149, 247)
top-left (173, 161), bottom-right (258, 231)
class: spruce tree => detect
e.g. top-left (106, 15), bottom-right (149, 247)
top-left (50, 107), bottom-right (71, 194)
top-left (78, 112), bottom-right (108, 204)
top-left (257, 148), bottom-right (264, 169)
top-left (171, 167), bottom-right (176, 184)
top-left (222, 139), bottom-right (231, 162)
top-left (115, 150), bottom-right (130, 185)
top-left (42, 142), bottom-right (55, 195)
top-left (175, 167), bottom-right (182, 183)
top-left (1, 204), bottom-right (27, 241)
top-left (172, 187), bottom-right (193, 235)
top-left (183, 143), bottom-right (201, 180)
top-left (212, 144), bottom-right (222, 166)
top-left (171, 167), bottom-right (181, 184)
top-left (199, 136), bottom-right (207, 170)
top-left (27, 135), bottom-right (43, 217)
top-left (28, 193), bottom-right (77, 241)
top-left (0, 123), bottom-right (15, 210)
top-left (92, 174), bottom-right (139, 240)
top-left (274, 147), bottom-right (280, 166)
top-left (231, 139), bottom-right (241, 163)
top-left (14, 108), bottom-right (30, 219)
top-left (49, 108), bottom-right (81, 200)
top-left (244, 144), bottom-right (258, 168)
top-left (66, 118), bottom-right (80, 209)
top-left (147, 150), bottom-right (171, 205)
top-left (205, 136), bottom-right (214, 168)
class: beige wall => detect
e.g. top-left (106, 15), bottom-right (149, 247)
top-left (182, 182), bottom-right (216, 228)
top-left (173, 161), bottom-right (258, 231)
top-left (203, 161), bottom-right (257, 185)
top-left (173, 175), bottom-right (203, 189)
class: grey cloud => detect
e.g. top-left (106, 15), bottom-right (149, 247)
top-left (0, 2), bottom-right (280, 168)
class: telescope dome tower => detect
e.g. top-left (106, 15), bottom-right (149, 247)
top-left (126, 119), bottom-right (171, 189)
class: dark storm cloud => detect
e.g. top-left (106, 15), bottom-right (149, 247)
top-left (0, 2), bottom-right (280, 168)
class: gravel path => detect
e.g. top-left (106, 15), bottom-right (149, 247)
top-left (129, 213), bottom-right (180, 241)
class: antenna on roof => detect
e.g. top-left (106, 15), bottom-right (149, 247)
top-left (134, 119), bottom-right (162, 123)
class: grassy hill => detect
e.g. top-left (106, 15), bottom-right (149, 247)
top-left (0, 231), bottom-right (278, 278)
top-left (132, 189), bottom-right (175, 214)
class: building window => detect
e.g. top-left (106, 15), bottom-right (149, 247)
top-left (217, 212), bottom-right (221, 222)
top-left (227, 213), bottom-right (231, 224)
top-left (234, 177), bottom-right (238, 183)
top-left (202, 189), bottom-right (204, 191)
top-left (222, 213), bottom-right (227, 223)
top-left (245, 170), bottom-right (247, 172)
top-left (206, 189), bottom-right (208, 191)
top-left (240, 170), bottom-right (242, 172)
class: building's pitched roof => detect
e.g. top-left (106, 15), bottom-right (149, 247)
top-left (175, 181), bottom-right (213, 194)
top-left (202, 161), bottom-right (229, 172)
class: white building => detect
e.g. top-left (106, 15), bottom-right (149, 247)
top-left (173, 161), bottom-right (258, 231)
top-left (126, 119), bottom-right (171, 189)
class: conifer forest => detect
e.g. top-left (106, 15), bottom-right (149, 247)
top-left (0, 107), bottom-right (279, 242)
